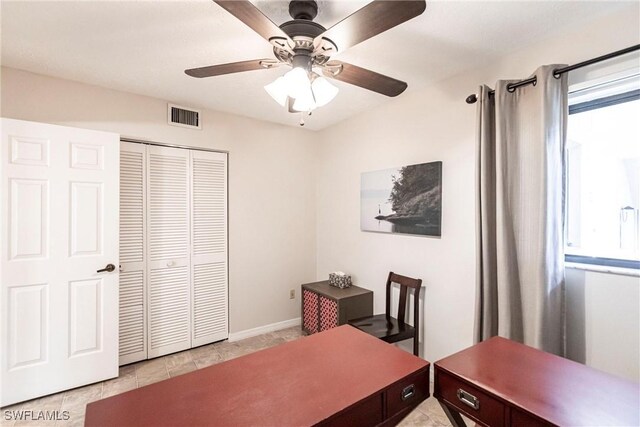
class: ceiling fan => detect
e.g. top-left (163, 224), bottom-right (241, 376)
top-left (185, 0), bottom-right (427, 124)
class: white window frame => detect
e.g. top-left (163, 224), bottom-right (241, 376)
top-left (565, 72), bottom-right (640, 270)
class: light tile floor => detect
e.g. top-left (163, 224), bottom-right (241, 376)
top-left (1, 327), bottom-right (465, 427)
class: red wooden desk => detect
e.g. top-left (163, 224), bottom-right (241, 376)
top-left (434, 336), bottom-right (640, 426)
top-left (85, 325), bottom-right (429, 426)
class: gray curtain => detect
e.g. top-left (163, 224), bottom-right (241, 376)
top-left (474, 65), bottom-right (567, 356)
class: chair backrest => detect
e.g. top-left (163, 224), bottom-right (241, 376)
top-left (385, 271), bottom-right (423, 325)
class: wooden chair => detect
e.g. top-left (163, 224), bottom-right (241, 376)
top-left (348, 272), bottom-right (423, 356)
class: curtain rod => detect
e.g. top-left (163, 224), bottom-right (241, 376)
top-left (465, 44), bottom-right (640, 104)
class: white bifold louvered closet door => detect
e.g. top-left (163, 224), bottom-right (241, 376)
top-left (147, 145), bottom-right (191, 358)
top-left (119, 143), bottom-right (147, 364)
top-left (119, 142), bottom-right (227, 365)
top-left (190, 150), bottom-right (229, 347)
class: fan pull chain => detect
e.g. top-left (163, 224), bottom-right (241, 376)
top-left (299, 111), bottom-right (312, 127)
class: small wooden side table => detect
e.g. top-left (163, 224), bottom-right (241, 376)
top-left (301, 280), bottom-right (373, 335)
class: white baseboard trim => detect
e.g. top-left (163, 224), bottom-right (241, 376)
top-left (228, 317), bottom-right (301, 342)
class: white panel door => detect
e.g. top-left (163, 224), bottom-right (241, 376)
top-left (0, 118), bottom-right (119, 406)
top-left (118, 142), bottom-right (147, 365)
top-left (146, 145), bottom-right (191, 358)
top-left (191, 150), bottom-right (228, 346)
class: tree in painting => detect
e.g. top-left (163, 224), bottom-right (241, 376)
top-left (372, 162), bottom-right (442, 236)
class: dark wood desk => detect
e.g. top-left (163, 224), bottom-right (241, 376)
top-left (86, 325), bottom-right (429, 426)
top-left (434, 336), bottom-right (640, 426)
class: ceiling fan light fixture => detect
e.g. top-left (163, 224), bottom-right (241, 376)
top-left (188, 0), bottom-right (425, 123)
top-left (283, 67), bottom-right (311, 99)
top-left (292, 83), bottom-right (316, 112)
top-left (264, 76), bottom-right (289, 107)
top-left (266, 68), bottom-right (339, 112)
top-left (311, 75), bottom-right (338, 107)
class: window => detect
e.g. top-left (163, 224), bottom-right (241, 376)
top-left (566, 75), bottom-right (640, 269)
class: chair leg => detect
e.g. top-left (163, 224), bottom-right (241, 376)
top-left (413, 335), bottom-right (419, 356)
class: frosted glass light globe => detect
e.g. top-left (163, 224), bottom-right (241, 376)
top-left (311, 76), bottom-right (338, 107)
top-left (264, 76), bottom-right (288, 107)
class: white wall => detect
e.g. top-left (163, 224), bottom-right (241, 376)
top-left (566, 268), bottom-right (640, 381)
top-left (315, 6), bottom-right (640, 380)
top-left (0, 67), bottom-right (319, 333)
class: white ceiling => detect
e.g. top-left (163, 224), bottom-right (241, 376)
top-left (1, 1), bottom-right (636, 130)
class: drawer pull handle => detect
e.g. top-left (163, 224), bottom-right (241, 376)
top-left (457, 388), bottom-right (480, 410)
top-left (401, 384), bottom-right (415, 401)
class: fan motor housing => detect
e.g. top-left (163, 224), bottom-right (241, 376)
top-left (288, 0), bottom-right (318, 20)
top-left (273, 0), bottom-right (337, 64)
top-left (280, 20), bottom-right (325, 39)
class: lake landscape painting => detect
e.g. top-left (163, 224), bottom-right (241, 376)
top-left (361, 161), bottom-right (442, 236)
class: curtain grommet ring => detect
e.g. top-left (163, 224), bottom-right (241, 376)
top-left (507, 84), bottom-right (516, 93)
top-left (553, 71), bottom-right (562, 79)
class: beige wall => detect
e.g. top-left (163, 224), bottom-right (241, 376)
top-left (314, 7), bottom-right (640, 379)
top-left (0, 67), bottom-right (319, 333)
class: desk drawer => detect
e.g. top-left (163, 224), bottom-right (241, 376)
top-left (436, 371), bottom-right (504, 427)
top-left (386, 369), bottom-right (430, 417)
top-left (511, 409), bottom-right (552, 426)
top-left (321, 394), bottom-right (383, 427)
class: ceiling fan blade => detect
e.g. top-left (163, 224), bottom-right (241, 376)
top-left (323, 61), bottom-right (407, 97)
top-left (314, 0), bottom-right (426, 53)
top-left (214, 0), bottom-right (293, 51)
top-left (185, 59), bottom-right (279, 78)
